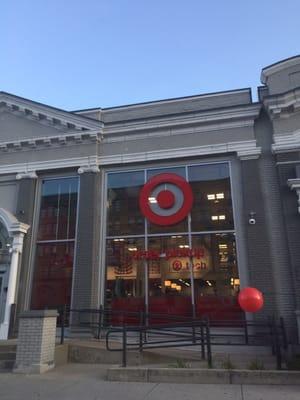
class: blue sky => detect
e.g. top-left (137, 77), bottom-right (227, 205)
top-left (1, 1), bottom-right (300, 110)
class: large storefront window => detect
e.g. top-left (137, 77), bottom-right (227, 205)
top-left (31, 177), bottom-right (78, 310)
top-left (105, 162), bottom-right (243, 322)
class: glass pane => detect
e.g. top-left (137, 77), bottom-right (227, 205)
top-left (107, 171), bottom-right (144, 236)
top-left (146, 168), bottom-right (188, 234)
top-left (105, 238), bottom-right (145, 324)
top-left (192, 233), bottom-right (243, 321)
top-left (37, 178), bottom-right (78, 241)
top-left (188, 163), bottom-right (234, 231)
top-left (31, 242), bottom-right (75, 309)
top-left (147, 235), bottom-right (193, 321)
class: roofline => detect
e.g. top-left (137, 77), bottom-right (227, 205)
top-left (0, 91), bottom-right (103, 124)
top-left (73, 87), bottom-right (252, 114)
top-left (261, 55), bottom-right (300, 84)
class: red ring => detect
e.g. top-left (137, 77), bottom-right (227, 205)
top-left (139, 173), bottom-right (193, 226)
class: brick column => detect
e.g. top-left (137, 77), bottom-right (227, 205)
top-left (14, 310), bottom-right (58, 374)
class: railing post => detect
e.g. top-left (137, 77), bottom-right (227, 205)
top-left (122, 324), bottom-right (127, 367)
top-left (60, 304), bottom-right (66, 345)
top-left (273, 321), bottom-right (282, 370)
top-left (244, 320), bottom-right (249, 345)
top-left (279, 317), bottom-right (288, 350)
top-left (192, 318), bottom-right (196, 344)
top-left (139, 311), bottom-right (143, 353)
top-left (205, 319), bottom-right (212, 368)
top-left (97, 306), bottom-right (103, 339)
top-left (200, 319), bottom-right (205, 360)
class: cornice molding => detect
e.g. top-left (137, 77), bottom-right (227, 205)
top-left (0, 140), bottom-right (260, 176)
top-left (272, 129), bottom-right (300, 153)
top-left (0, 131), bottom-right (102, 153)
top-left (0, 92), bottom-right (103, 131)
top-left (263, 87), bottom-right (300, 119)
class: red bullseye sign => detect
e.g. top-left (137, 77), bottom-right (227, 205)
top-left (139, 173), bottom-right (193, 226)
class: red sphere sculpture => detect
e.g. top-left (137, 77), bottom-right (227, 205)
top-left (238, 287), bottom-right (264, 313)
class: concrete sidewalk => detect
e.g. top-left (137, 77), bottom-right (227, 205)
top-left (0, 364), bottom-right (300, 400)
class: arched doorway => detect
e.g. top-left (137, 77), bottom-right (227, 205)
top-left (0, 208), bottom-right (29, 340)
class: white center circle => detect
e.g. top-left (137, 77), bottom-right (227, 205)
top-left (149, 183), bottom-right (184, 216)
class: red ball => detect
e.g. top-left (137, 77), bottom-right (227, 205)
top-left (238, 287), bottom-right (264, 313)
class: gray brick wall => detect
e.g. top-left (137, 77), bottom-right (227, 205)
top-left (71, 172), bottom-right (102, 311)
top-left (277, 161), bottom-right (300, 310)
top-left (14, 310), bottom-right (57, 374)
top-left (252, 112), bottom-right (297, 338)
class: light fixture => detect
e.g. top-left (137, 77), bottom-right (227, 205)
top-left (171, 283), bottom-right (177, 289)
top-left (234, 279), bottom-right (240, 286)
top-left (148, 197), bottom-right (157, 204)
top-left (206, 280), bottom-right (212, 287)
top-left (176, 285), bottom-right (182, 291)
top-left (207, 194), bottom-right (215, 200)
top-left (216, 193), bottom-right (224, 199)
top-left (179, 244), bottom-right (189, 248)
top-left (164, 280), bottom-right (171, 287)
top-left (113, 238), bottom-right (125, 242)
top-left (218, 244), bottom-right (227, 249)
top-left (211, 215), bottom-right (226, 221)
top-left (128, 247), bottom-right (137, 251)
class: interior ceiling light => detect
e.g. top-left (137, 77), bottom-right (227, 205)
top-left (207, 194), bottom-right (215, 200)
top-left (148, 197), bottom-right (157, 204)
top-left (216, 193), bottom-right (224, 199)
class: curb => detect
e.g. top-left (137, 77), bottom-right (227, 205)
top-left (107, 367), bottom-right (300, 385)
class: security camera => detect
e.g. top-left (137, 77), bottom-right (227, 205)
top-left (248, 211), bottom-right (256, 225)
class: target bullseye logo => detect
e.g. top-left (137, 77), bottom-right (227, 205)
top-left (139, 173), bottom-right (193, 226)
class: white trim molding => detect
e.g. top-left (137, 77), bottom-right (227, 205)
top-left (0, 208), bottom-right (29, 340)
top-left (78, 165), bottom-right (100, 174)
top-left (16, 172), bottom-right (38, 180)
top-left (287, 178), bottom-right (300, 213)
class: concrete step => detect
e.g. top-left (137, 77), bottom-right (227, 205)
top-left (107, 367), bottom-right (300, 385)
top-left (0, 345), bottom-right (17, 353)
top-left (0, 352), bottom-right (16, 361)
top-left (0, 359), bottom-right (14, 372)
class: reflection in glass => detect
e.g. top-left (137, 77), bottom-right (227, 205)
top-left (37, 178), bottom-right (78, 241)
top-left (107, 171), bottom-right (144, 236)
top-left (105, 238), bottom-right (145, 322)
top-left (31, 242), bottom-right (74, 309)
top-left (147, 236), bottom-right (193, 318)
top-left (192, 233), bottom-right (242, 320)
top-left (188, 164), bottom-right (234, 231)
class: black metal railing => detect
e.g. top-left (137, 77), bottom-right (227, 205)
top-left (57, 305), bottom-right (287, 370)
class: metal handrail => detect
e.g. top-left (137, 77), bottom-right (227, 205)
top-left (57, 305), bottom-right (286, 370)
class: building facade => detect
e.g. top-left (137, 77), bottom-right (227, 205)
top-left (0, 56), bottom-right (300, 343)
